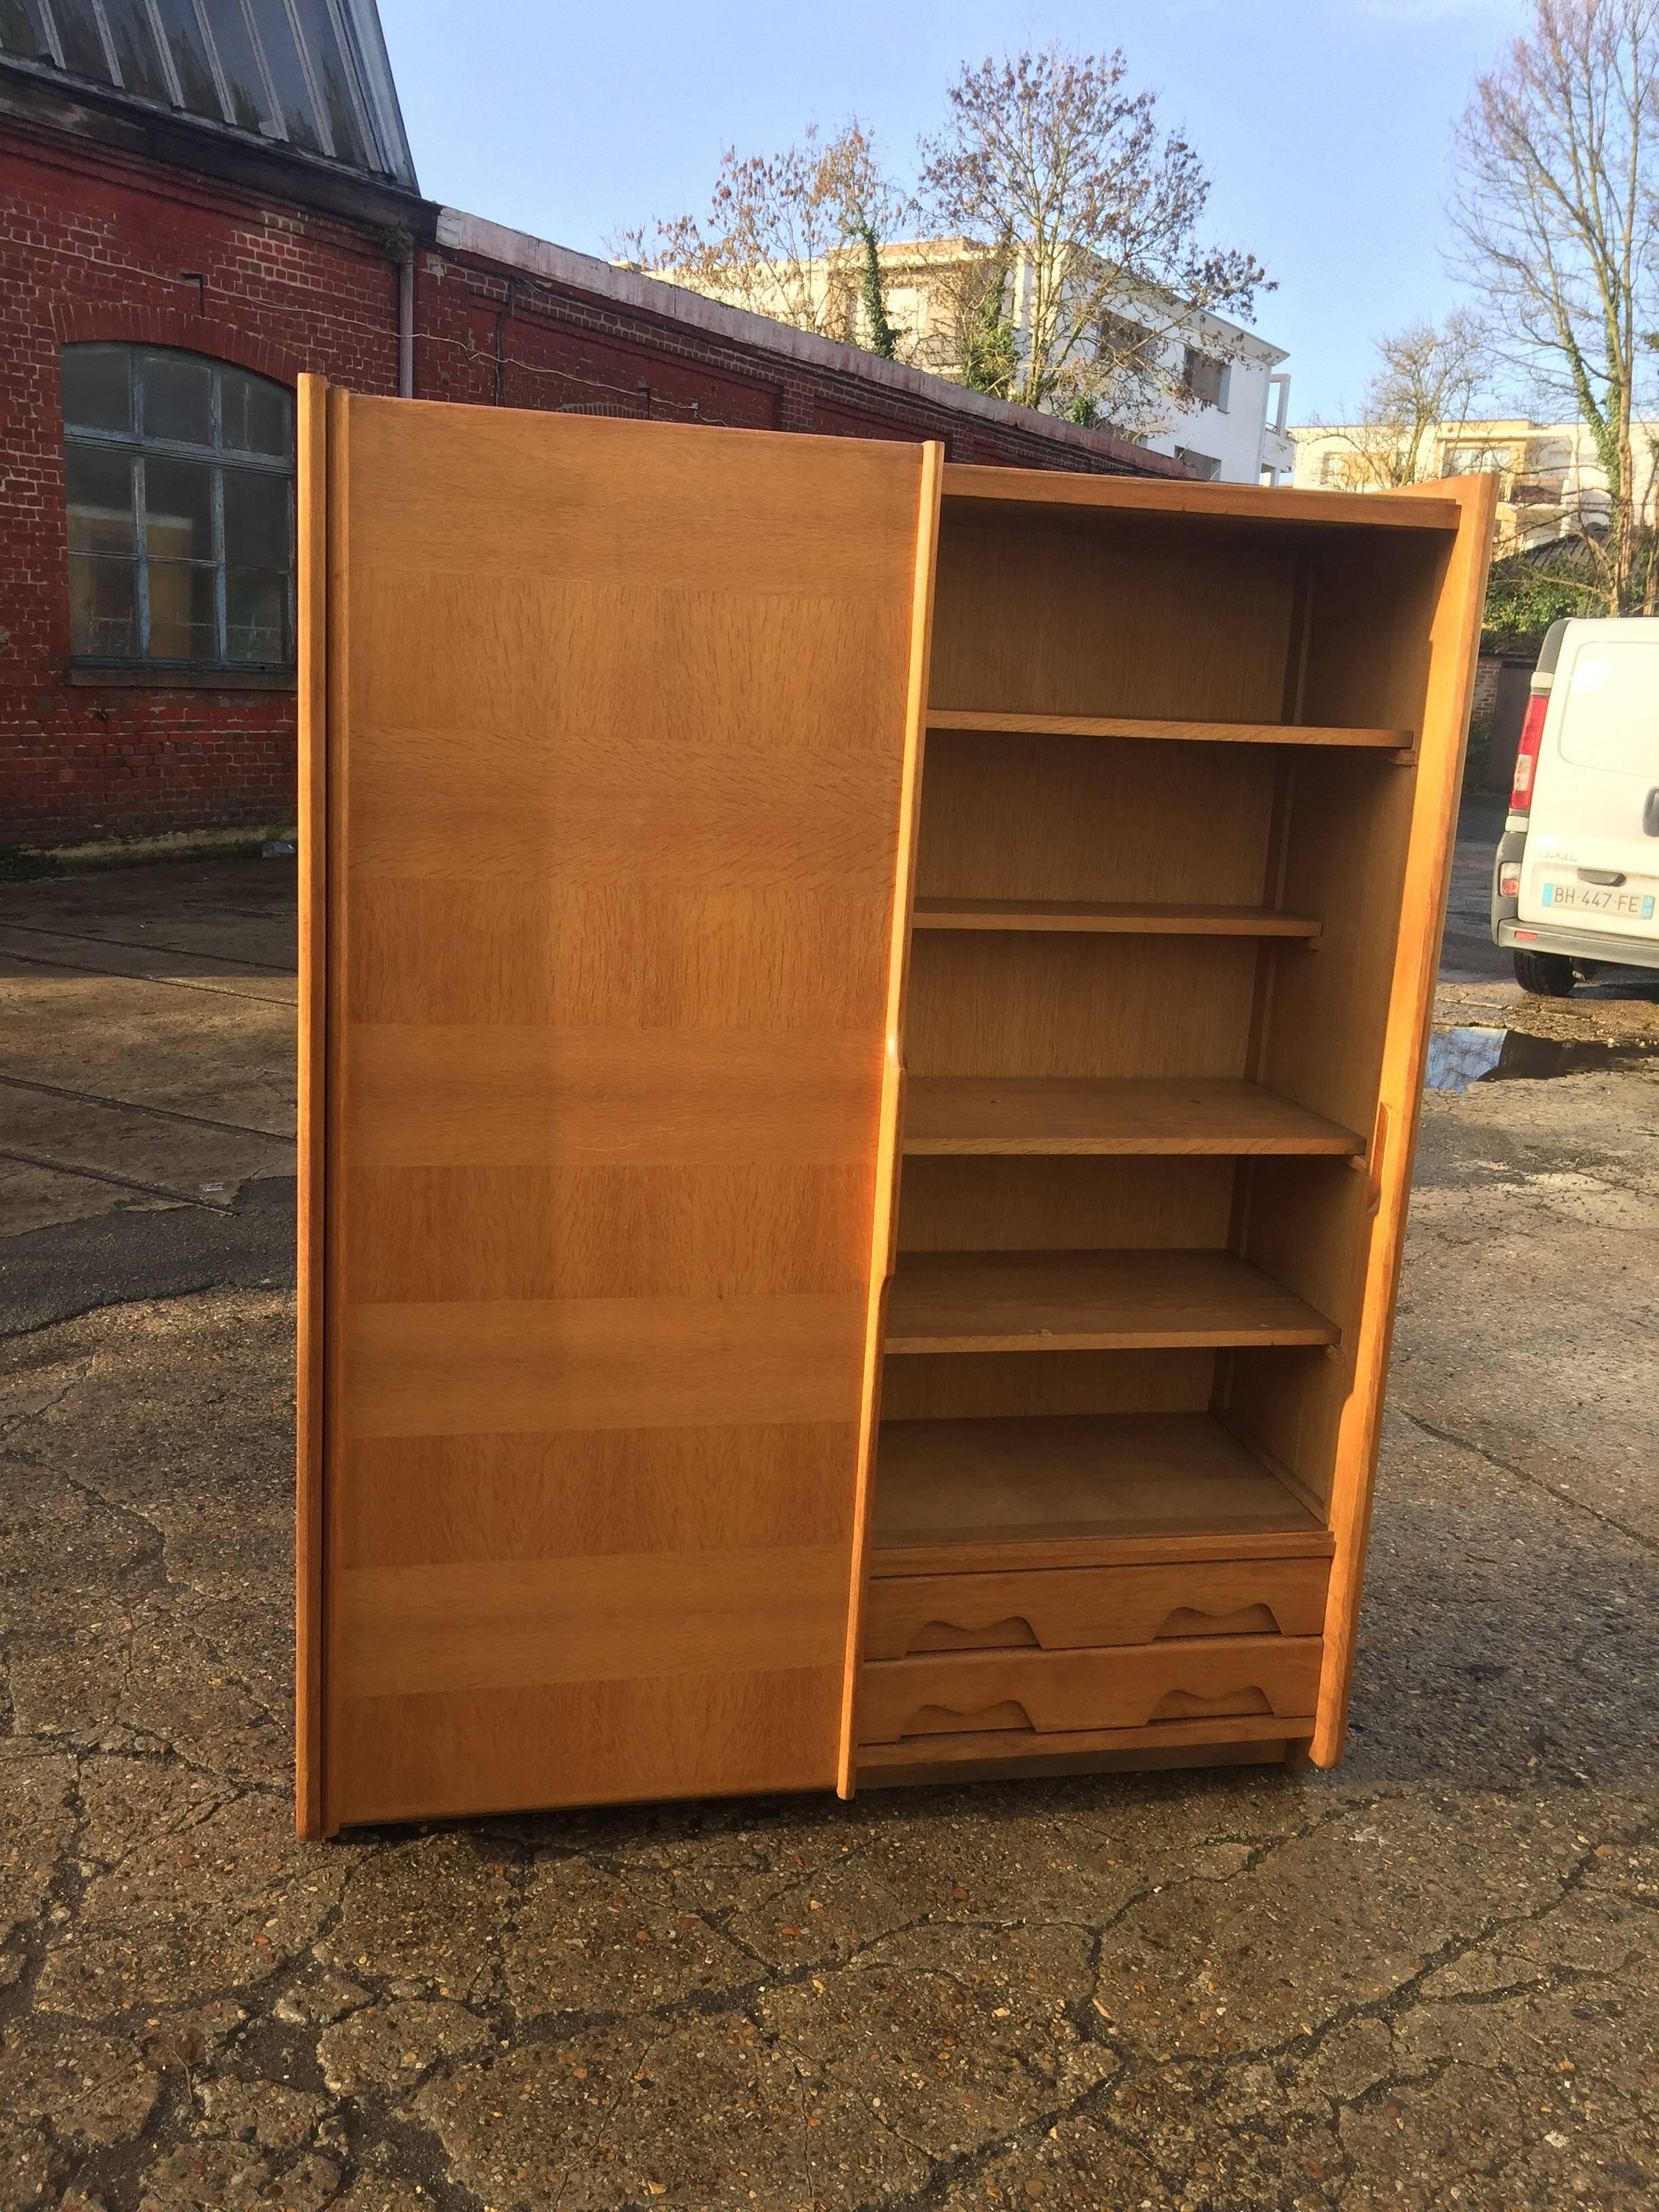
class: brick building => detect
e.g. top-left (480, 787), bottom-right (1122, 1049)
top-left (0, 1), bottom-right (1176, 851)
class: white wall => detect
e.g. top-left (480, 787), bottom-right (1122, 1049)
top-left (1135, 331), bottom-right (1293, 485)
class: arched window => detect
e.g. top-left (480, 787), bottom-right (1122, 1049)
top-left (62, 345), bottom-right (294, 671)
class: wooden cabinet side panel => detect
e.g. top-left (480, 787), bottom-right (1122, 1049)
top-left (294, 374), bottom-right (329, 1839)
top-left (320, 407), bottom-right (931, 1825)
top-left (1309, 475), bottom-right (1497, 1766)
top-left (837, 441), bottom-right (941, 1797)
top-left (1309, 471), bottom-right (1504, 1761)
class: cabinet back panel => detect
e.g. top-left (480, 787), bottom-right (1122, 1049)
top-left (1227, 520), bottom-right (1467, 1519)
top-left (1261, 757), bottom-right (1418, 1139)
top-left (1300, 529), bottom-right (1446, 739)
top-left (882, 1349), bottom-right (1215, 1421)
top-left (916, 733), bottom-right (1278, 907)
top-left (313, 401), bottom-right (935, 1826)
top-left (897, 1156), bottom-right (1235, 1254)
top-left (931, 518), bottom-right (1298, 721)
top-left (905, 933), bottom-right (1260, 1080)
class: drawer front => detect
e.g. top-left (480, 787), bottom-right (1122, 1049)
top-left (863, 1558), bottom-right (1329, 1660)
top-left (858, 1635), bottom-right (1323, 1744)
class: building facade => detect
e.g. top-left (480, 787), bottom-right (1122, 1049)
top-left (1, 5), bottom-right (1179, 852)
top-left (660, 232), bottom-right (1295, 489)
top-left (1288, 415), bottom-right (1659, 548)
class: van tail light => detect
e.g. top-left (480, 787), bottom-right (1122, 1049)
top-left (1498, 861), bottom-right (1521, 897)
top-left (1510, 691), bottom-right (1549, 811)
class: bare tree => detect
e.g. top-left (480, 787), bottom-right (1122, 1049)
top-left (1451, 0), bottom-right (1659, 610)
top-left (1317, 312), bottom-right (1499, 489)
top-left (614, 121), bottom-right (912, 350)
top-left (917, 44), bottom-right (1269, 424)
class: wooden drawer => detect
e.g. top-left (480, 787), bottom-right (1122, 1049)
top-left (863, 1557), bottom-right (1329, 1660)
top-left (857, 1635), bottom-right (1323, 1744)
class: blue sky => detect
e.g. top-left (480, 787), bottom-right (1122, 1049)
top-left (376, 0), bottom-right (1528, 423)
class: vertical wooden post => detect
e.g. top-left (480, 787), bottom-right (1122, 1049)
top-left (1309, 471), bottom-right (1497, 1767)
top-left (836, 441), bottom-right (943, 1799)
top-left (294, 373), bottom-right (329, 1839)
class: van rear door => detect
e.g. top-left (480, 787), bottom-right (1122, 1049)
top-left (1517, 621), bottom-right (1659, 943)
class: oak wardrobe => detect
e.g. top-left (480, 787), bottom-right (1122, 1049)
top-left (295, 380), bottom-right (1493, 1833)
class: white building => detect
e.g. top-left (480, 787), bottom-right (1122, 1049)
top-left (646, 232), bottom-right (1294, 486)
top-left (880, 242), bottom-right (1293, 486)
top-left (1288, 415), bottom-right (1659, 544)
top-left (1132, 310), bottom-right (1294, 487)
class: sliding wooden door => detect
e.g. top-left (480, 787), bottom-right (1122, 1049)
top-left (298, 386), bottom-right (939, 1830)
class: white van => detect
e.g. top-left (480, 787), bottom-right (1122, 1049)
top-left (1490, 615), bottom-right (1659, 994)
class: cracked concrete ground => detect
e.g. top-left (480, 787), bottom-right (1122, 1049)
top-left (1, 840), bottom-right (1657, 2212)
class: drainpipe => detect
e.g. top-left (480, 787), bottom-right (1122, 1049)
top-left (383, 223), bottom-right (416, 397)
top-left (397, 245), bottom-right (415, 398)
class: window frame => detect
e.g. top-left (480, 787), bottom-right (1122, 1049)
top-left (62, 343), bottom-right (296, 675)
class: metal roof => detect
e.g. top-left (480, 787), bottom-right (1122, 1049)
top-left (0, 0), bottom-right (416, 187)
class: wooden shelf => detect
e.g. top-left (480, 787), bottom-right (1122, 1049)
top-left (885, 1248), bottom-right (1338, 1355)
top-left (926, 709), bottom-right (1410, 749)
top-left (939, 462), bottom-right (1464, 535)
top-left (912, 898), bottom-right (1320, 938)
top-left (903, 1077), bottom-right (1362, 1158)
top-left (871, 1412), bottom-right (1330, 1574)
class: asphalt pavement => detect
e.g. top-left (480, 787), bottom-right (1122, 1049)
top-left (1, 823), bottom-right (1656, 2212)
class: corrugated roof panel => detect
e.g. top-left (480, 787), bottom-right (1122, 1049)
top-left (0, 0), bottom-right (417, 187)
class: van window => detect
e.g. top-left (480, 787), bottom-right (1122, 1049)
top-left (1557, 642), bottom-right (1659, 777)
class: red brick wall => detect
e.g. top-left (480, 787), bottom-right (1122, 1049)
top-left (1, 116), bottom-right (1160, 848)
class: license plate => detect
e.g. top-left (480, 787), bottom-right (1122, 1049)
top-left (1540, 880), bottom-right (1655, 920)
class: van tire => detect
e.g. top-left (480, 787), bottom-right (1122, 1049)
top-left (1513, 949), bottom-right (1577, 996)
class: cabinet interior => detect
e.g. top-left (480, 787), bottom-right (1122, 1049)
top-left (868, 490), bottom-right (1454, 1593)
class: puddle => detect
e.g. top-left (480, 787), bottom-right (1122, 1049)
top-left (1425, 1025), bottom-right (1658, 1092)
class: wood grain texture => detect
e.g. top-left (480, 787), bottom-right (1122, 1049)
top-left (857, 1717), bottom-right (1309, 1784)
top-left (904, 932), bottom-right (1261, 1082)
top-left (903, 1077), bottom-right (1361, 1156)
top-left (839, 438), bottom-right (943, 1797)
top-left (1308, 474), bottom-right (1498, 1767)
top-left (939, 462), bottom-right (1462, 534)
top-left (915, 733), bottom-right (1279, 911)
top-left (926, 710), bottom-right (1408, 747)
top-left (871, 1411), bottom-right (1328, 1572)
top-left (335, 1668), bottom-right (841, 1826)
top-left (896, 1156), bottom-right (1235, 1257)
top-left (318, 383), bottom-right (353, 1838)
top-left (928, 516), bottom-right (1297, 726)
top-left (863, 1557), bottom-right (1331, 1657)
top-left (878, 1347), bottom-right (1215, 1425)
top-left (294, 373), bottom-right (327, 1842)
top-left (912, 899), bottom-right (1319, 937)
top-left (319, 404), bottom-right (933, 1824)
top-left (857, 1634), bottom-right (1324, 1742)
top-left (340, 1546), bottom-right (847, 1697)
top-left (886, 1249), bottom-right (1338, 1353)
